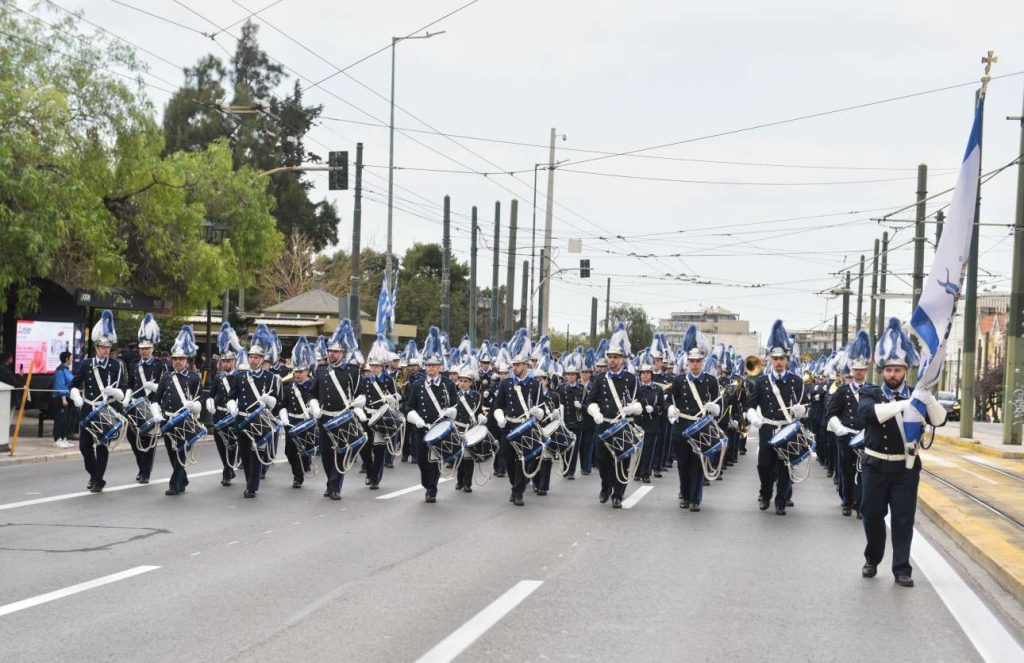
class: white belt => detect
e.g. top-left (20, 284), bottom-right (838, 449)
top-left (508, 415), bottom-right (528, 424)
top-left (864, 448), bottom-right (906, 462)
top-left (762, 418), bottom-right (787, 427)
top-left (322, 410), bottom-right (344, 417)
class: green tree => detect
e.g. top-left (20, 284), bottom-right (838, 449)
top-left (607, 304), bottom-right (654, 352)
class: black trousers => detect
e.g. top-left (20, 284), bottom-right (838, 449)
top-left (78, 425), bottom-right (109, 488)
top-left (675, 437), bottom-right (704, 504)
top-left (285, 430), bottom-right (313, 483)
top-left (861, 460), bottom-right (920, 577)
top-left (52, 397), bottom-right (71, 440)
top-left (638, 422), bottom-right (659, 478)
top-left (725, 425), bottom-right (740, 463)
top-left (501, 435), bottom-right (535, 498)
top-left (213, 428), bottom-right (237, 482)
top-left (414, 429), bottom-right (440, 495)
top-left (492, 421), bottom-right (507, 475)
top-left (358, 435), bottom-right (387, 485)
top-left (128, 429), bottom-right (157, 480)
top-left (164, 438), bottom-right (189, 492)
top-left (456, 456), bottom-right (474, 487)
top-left (238, 434), bottom-right (264, 493)
top-left (532, 458), bottom-right (552, 491)
top-left (594, 426), bottom-right (627, 499)
top-left (578, 427), bottom-right (595, 473)
top-left (838, 434), bottom-right (860, 507)
top-left (563, 425), bottom-right (583, 476)
top-left (756, 426), bottom-right (792, 509)
top-left (318, 420), bottom-right (346, 494)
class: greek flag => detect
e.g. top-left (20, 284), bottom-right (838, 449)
top-left (375, 274), bottom-right (390, 336)
top-left (904, 99), bottom-right (982, 444)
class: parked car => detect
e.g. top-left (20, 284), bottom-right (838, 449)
top-left (936, 391), bottom-right (960, 421)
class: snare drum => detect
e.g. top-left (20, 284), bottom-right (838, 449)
top-left (541, 419), bottom-right (576, 458)
top-left (423, 420), bottom-right (465, 465)
top-left (322, 410), bottom-right (367, 473)
top-left (288, 416), bottom-right (319, 452)
top-left (506, 417), bottom-right (547, 463)
top-left (463, 424), bottom-right (498, 462)
top-left (161, 408), bottom-right (207, 448)
top-left (123, 397), bottom-right (161, 438)
top-left (82, 401), bottom-right (126, 447)
top-left (598, 419), bottom-right (644, 483)
top-left (367, 405), bottom-right (405, 440)
top-left (239, 403), bottom-right (282, 450)
top-left (769, 421), bottom-right (815, 482)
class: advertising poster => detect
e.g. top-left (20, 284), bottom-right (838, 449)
top-left (15, 320), bottom-right (75, 375)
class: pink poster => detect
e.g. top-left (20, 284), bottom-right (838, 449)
top-left (15, 320), bottom-right (74, 375)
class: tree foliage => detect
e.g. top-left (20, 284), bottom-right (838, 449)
top-left (0, 6), bottom-right (281, 316)
top-left (607, 304), bottom-right (654, 352)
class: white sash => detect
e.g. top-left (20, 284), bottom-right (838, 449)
top-left (769, 373), bottom-right (792, 424)
top-left (423, 380), bottom-right (448, 423)
top-left (605, 374), bottom-right (624, 420)
top-left (328, 367), bottom-right (352, 409)
top-left (293, 383), bottom-right (309, 418)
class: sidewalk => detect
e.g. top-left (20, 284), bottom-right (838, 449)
top-left (2, 417), bottom-right (131, 467)
top-left (934, 420), bottom-right (1024, 459)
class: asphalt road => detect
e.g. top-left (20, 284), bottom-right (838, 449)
top-left (0, 438), bottom-right (1020, 662)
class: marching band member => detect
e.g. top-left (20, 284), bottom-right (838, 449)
top-left (530, 354), bottom-right (562, 496)
top-left (226, 325), bottom-right (283, 498)
top-left (268, 330), bottom-right (291, 379)
top-left (492, 330), bottom-right (543, 506)
top-left (359, 335), bottom-right (400, 490)
top-left (153, 326), bottom-right (202, 496)
top-left (827, 331), bottom-right (872, 517)
top-left (280, 337), bottom-right (316, 489)
top-left (399, 341), bottom-right (424, 464)
top-left (206, 323), bottom-right (241, 486)
top-left (667, 328), bottom-right (719, 511)
top-left (556, 349), bottom-right (585, 479)
top-left (635, 350), bottom-right (664, 484)
top-left (307, 320), bottom-right (365, 501)
top-left (125, 314), bottom-right (163, 484)
top-left (651, 335), bottom-right (674, 477)
top-left (453, 361), bottom-right (485, 492)
top-left (719, 347), bottom-right (743, 470)
top-left (746, 320), bottom-right (806, 515)
top-left (405, 327), bottom-right (459, 503)
top-left (577, 349), bottom-right (597, 476)
top-left (585, 324), bottom-right (641, 509)
top-left (857, 319), bottom-right (946, 587)
top-left (69, 310), bottom-right (127, 493)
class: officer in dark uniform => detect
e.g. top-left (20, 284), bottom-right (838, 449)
top-left (584, 326), bottom-right (641, 509)
top-left (530, 357), bottom-right (562, 496)
top-left (206, 322), bottom-right (242, 486)
top-left (279, 336), bottom-right (316, 489)
top-left (400, 344), bottom-right (425, 464)
top-left (719, 352), bottom-right (742, 470)
top-left (359, 336), bottom-right (400, 490)
top-left (556, 353), bottom-right (585, 479)
top-left (668, 338), bottom-right (720, 511)
top-left (268, 330), bottom-right (292, 380)
top-left (745, 320), bottom-right (806, 515)
top-left (635, 351), bottom-right (664, 484)
top-left (827, 331), bottom-right (872, 517)
top-left (125, 314), bottom-right (164, 483)
top-left (857, 318), bottom-right (946, 587)
top-left (307, 320), bottom-right (365, 500)
top-left (226, 326), bottom-right (284, 498)
top-left (492, 332), bottom-right (543, 506)
top-left (652, 346), bottom-right (674, 476)
top-left (405, 327), bottom-right (459, 503)
top-left (453, 363), bottom-right (485, 492)
top-left (69, 310), bottom-right (127, 493)
top-left (153, 326), bottom-right (203, 496)
top-left (577, 350), bottom-right (597, 476)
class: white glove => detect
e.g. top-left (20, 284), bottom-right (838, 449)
top-left (494, 409), bottom-right (507, 429)
top-left (102, 386), bottom-right (124, 403)
top-left (385, 394), bottom-right (399, 409)
top-left (623, 401), bottom-right (643, 416)
top-left (188, 400), bottom-right (201, 416)
top-left (226, 399), bottom-right (239, 417)
top-left (529, 406), bottom-right (544, 420)
top-left (706, 402), bottom-right (721, 417)
top-left (259, 394), bottom-right (277, 410)
top-left (350, 394), bottom-right (367, 410)
top-left (728, 418), bottom-right (738, 430)
top-left (477, 413), bottom-right (488, 425)
top-left (483, 390), bottom-right (490, 399)
top-left (746, 408), bottom-right (763, 428)
top-left (791, 403), bottom-right (807, 419)
top-left (143, 381), bottom-right (158, 394)
top-left (874, 399), bottom-right (913, 423)
top-left (912, 388), bottom-right (936, 407)
top-left (645, 405), bottom-right (654, 414)
top-left (587, 403), bottom-right (604, 425)
top-left (407, 410), bottom-right (428, 429)
top-left (443, 407), bottom-right (458, 420)
top-left (205, 397), bottom-right (216, 414)
top-left (122, 391), bottom-right (133, 407)
top-left (279, 409), bottom-right (290, 427)
top-left (308, 399), bottom-right (322, 420)
top-left (151, 402), bottom-right (164, 423)
top-left (667, 404), bottom-right (681, 424)
top-left (573, 400), bottom-right (582, 408)
top-left (70, 387), bottom-right (84, 408)
top-left (354, 407), bottom-right (368, 422)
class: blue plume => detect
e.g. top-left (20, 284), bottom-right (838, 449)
top-left (340, 318), bottom-right (357, 351)
top-left (292, 336), bottom-right (313, 370)
top-left (402, 340), bottom-right (419, 362)
top-left (584, 348), bottom-right (596, 370)
top-left (92, 309), bottom-right (117, 345)
top-left (682, 324), bottom-right (698, 352)
top-left (703, 344), bottom-right (722, 374)
top-left (217, 322), bottom-right (240, 355)
top-left (847, 330), bottom-right (873, 363)
top-left (137, 313), bottom-right (160, 344)
top-left (173, 325), bottom-right (198, 356)
top-left (251, 323), bottom-right (274, 353)
top-left (422, 326), bottom-right (442, 361)
top-left (268, 329), bottom-right (281, 363)
top-left (767, 319), bottom-right (791, 353)
top-left (595, 338), bottom-right (609, 359)
top-left (314, 335), bottom-right (328, 361)
top-left (328, 322), bottom-right (346, 350)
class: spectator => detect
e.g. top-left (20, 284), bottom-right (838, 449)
top-left (52, 351), bottom-right (74, 448)
top-left (0, 351), bottom-right (23, 389)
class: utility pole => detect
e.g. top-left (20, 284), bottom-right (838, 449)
top-left (492, 202), bottom-right (501, 342)
top-left (856, 255), bottom-right (865, 331)
top-left (441, 195), bottom-right (451, 334)
top-left (504, 200), bottom-right (518, 339)
top-left (870, 239), bottom-right (880, 382)
top-left (1002, 87), bottom-right (1024, 445)
top-left (833, 315), bottom-right (838, 352)
top-left (520, 261), bottom-right (528, 329)
top-left (590, 297), bottom-right (598, 347)
top-left (912, 164), bottom-right (928, 310)
top-left (842, 271), bottom-right (851, 345)
top-left (349, 143), bottom-right (363, 338)
top-left (469, 206), bottom-right (478, 345)
top-left (536, 249), bottom-right (546, 335)
top-left (540, 128), bottom-right (559, 334)
top-left (878, 232), bottom-right (889, 340)
top-left (604, 277), bottom-right (611, 335)
top-left (961, 88), bottom-right (987, 439)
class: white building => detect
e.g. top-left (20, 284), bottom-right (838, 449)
top-left (656, 307), bottom-right (760, 357)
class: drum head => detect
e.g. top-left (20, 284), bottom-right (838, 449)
top-left (684, 414), bottom-right (712, 438)
top-left (367, 405), bottom-right (390, 427)
top-left (598, 418), bottom-right (628, 441)
top-left (424, 420), bottom-right (453, 444)
top-left (507, 417), bottom-right (537, 441)
top-left (324, 411), bottom-right (354, 430)
top-left (291, 417), bottom-right (316, 434)
top-left (215, 414), bottom-right (237, 430)
top-left (464, 424), bottom-right (490, 447)
top-left (125, 397), bottom-right (148, 413)
top-left (242, 403), bottom-right (267, 427)
top-left (770, 422), bottom-right (800, 446)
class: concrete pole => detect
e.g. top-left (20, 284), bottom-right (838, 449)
top-left (504, 200), bottom-right (518, 339)
top-left (590, 297), bottom-right (598, 347)
top-left (491, 201), bottom-right (501, 341)
top-left (961, 91), bottom-right (986, 438)
top-left (441, 195), bottom-right (451, 334)
top-left (540, 128), bottom-right (557, 334)
top-left (520, 261), bottom-right (529, 329)
top-left (856, 255), bottom-right (865, 332)
top-left (1002, 88), bottom-right (1024, 444)
top-left (912, 164), bottom-right (928, 310)
top-left (349, 142), bottom-right (363, 338)
top-left (469, 206), bottom-right (478, 345)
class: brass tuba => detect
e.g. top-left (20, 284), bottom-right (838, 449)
top-left (745, 355), bottom-right (764, 378)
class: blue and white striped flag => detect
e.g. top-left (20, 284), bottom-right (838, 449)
top-left (904, 99), bottom-right (982, 444)
top-left (387, 272), bottom-right (398, 332)
top-left (375, 274), bottom-right (390, 336)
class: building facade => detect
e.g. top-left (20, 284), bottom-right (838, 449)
top-left (656, 307), bottom-right (760, 357)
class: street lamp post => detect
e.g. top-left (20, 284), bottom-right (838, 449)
top-left (530, 158), bottom-right (567, 337)
top-left (386, 30), bottom-right (446, 327)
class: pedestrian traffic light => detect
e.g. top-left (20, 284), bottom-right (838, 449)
top-left (580, 259), bottom-right (590, 278)
top-left (328, 151), bottom-right (349, 190)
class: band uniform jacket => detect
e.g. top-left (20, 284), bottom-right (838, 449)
top-left (584, 369), bottom-right (639, 421)
top-left (283, 376), bottom-right (316, 421)
top-left (71, 356), bottom-right (128, 414)
top-left (209, 370), bottom-right (237, 418)
top-left (154, 369), bottom-right (202, 417)
top-left (578, 380), bottom-right (597, 432)
top-left (826, 382), bottom-right (866, 433)
top-left (406, 375), bottom-right (460, 425)
top-left (309, 362), bottom-right (362, 416)
top-left (454, 389), bottom-right (482, 431)
top-left (128, 356), bottom-right (165, 403)
top-left (635, 380), bottom-right (665, 428)
top-left (670, 372), bottom-right (720, 422)
top-left (856, 384), bottom-right (944, 473)
top-left (230, 368), bottom-right (284, 416)
top-left (493, 374), bottom-right (542, 425)
top-left (745, 371), bottom-right (805, 425)
top-left (556, 381), bottom-right (585, 428)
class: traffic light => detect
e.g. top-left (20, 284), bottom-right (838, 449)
top-left (580, 259), bottom-right (591, 278)
top-left (328, 151), bottom-right (349, 190)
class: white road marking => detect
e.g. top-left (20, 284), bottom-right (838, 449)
top-left (190, 552), bottom-right (201, 557)
top-left (263, 529), bottom-right (273, 534)
top-left (227, 541), bottom-right (238, 546)
top-left (0, 566), bottom-right (159, 618)
top-left (377, 477), bottom-right (452, 500)
top-left (909, 524), bottom-right (1024, 662)
top-left (621, 485), bottom-right (653, 509)
top-left (414, 580), bottom-right (544, 663)
top-left (23, 492), bottom-right (40, 496)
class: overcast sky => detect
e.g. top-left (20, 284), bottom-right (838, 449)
top-left (22, 0), bottom-right (1024, 344)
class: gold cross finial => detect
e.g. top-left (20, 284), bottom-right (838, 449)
top-left (980, 50), bottom-right (997, 96)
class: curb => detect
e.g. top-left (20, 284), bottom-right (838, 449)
top-left (918, 480), bottom-right (1024, 604)
top-left (1, 446), bottom-right (130, 468)
top-left (933, 433), bottom-right (1024, 460)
